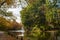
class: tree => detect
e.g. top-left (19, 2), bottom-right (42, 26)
top-left (21, 0), bottom-right (58, 40)
top-left (0, 17), bottom-right (13, 31)
top-left (21, 0), bottom-right (47, 31)
top-left (0, 0), bottom-right (15, 7)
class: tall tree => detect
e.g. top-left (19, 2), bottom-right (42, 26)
top-left (21, 0), bottom-right (58, 40)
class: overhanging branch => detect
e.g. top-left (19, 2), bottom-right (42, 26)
top-left (0, 0), bottom-right (6, 8)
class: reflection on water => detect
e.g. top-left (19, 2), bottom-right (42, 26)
top-left (26, 30), bottom-right (60, 40)
top-left (0, 30), bottom-right (60, 40)
top-left (0, 27), bottom-right (25, 40)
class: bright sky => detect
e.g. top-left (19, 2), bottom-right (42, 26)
top-left (7, 0), bottom-right (27, 23)
top-left (7, 5), bottom-right (22, 23)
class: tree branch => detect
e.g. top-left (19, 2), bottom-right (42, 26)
top-left (0, 0), bottom-right (6, 8)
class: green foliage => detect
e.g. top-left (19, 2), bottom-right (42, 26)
top-left (21, 0), bottom-right (59, 40)
top-left (31, 26), bottom-right (41, 37)
top-left (21, 0), bottom-right (46, 28)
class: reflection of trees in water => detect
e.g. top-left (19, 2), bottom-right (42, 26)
top-left (28, 31), bottom-right (58, 40)
top-left (38, 31), bottom-right (57, 40)
top-left (38, 32), bottom-right (51, 40)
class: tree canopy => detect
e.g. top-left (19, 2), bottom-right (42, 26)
top-left (20, 0), bottom-right (60, 40)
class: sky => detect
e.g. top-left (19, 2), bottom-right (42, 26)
top-left (7, 0), bottom-right (27, 23)
top-left (7, 5), bottom-right (22, 23)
